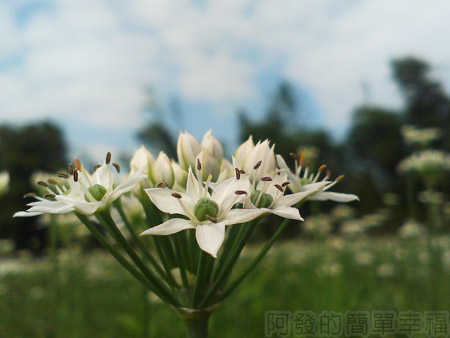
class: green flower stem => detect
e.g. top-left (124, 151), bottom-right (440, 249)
top-left (178, 308), bottom-right (211, 338)
top-left (138, 195), bottom-right (180, 288)
top-left (199, 220), bottom-right (258, 308)
top-left (75, 213), bottom-right (159, 294)
top-left (218, 218), bottom-right (291, 302)
top-left (96, 210), bottom-right (181, 307)
top-left (211, 223), bottom-right (241, 280)
top-left (187, 230), bottom-right (199, 273)
top-left (191, 250), bottom-right (210, 308)
top-left (113, 199), bottom-right (178, 288)
top-left (173, 233), bottom-right (190, 288)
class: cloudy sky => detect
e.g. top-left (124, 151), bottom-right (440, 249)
top-left (1, 0), bottom-right (450, 159)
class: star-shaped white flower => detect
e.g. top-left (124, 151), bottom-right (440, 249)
top-left (242, 170), bottom-right (319, 220)
top-left (276, 154), bottom-right (359, 203)
top-left (141, 168), bottom-right (266, 257)
top-left (15, 153), bottom-right (147, 217)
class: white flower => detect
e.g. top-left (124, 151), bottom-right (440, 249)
top-left (177, 131), bottom-right (201, 170)
top-left (241, 140), bottom-right (276, 183)
top-left (152, 152), bottom-right (175, 188)
top-left (130, 145), bottom-right (154, 174)
top-left (15, 153), bottom-right (147, 217)
top-left (141, 168), bottom-right (265, 257)
top-left (276, 154), bottom-right (359, 203)
top-left (172, 160), bottom-right (187, 190)
top-left (0, 171), bottom-right (9, 196)
top-left (241, 170), bottom-right (317, 220)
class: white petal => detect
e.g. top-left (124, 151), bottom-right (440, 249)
top-left (311, 192), bottom-right (359, 202)
top-left (274, 190), bottom-right (317, 208)
top-left (221, 208), bottom-right (267, 226)
top-left (71, 201), bottom-right (104, 215)
top-left (195, 223), bottom-right (225, 258)
top-left (110, 173), bottom-right (147, 201)
top-left (141, 218), bottom-right (195, 236)
top-left (272, 206), bottom-right (303, 220)
top-left (186, 167), bottom-right (202, 199)
top-left (144, 188), bottom-right (191, 216)
top-left (14, 211), bottom-right (43, 217)
top-left (212, 176), bottom-right (250, 216)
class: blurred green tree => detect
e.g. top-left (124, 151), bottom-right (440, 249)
top-left (0, 121), bottom-right (67, 252)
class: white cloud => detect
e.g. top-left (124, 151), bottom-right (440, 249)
top-left (1, 0), bottom-right (450, 157)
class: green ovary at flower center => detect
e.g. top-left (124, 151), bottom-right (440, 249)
top-left (299, 178), bottom-right (311, 185)
top-left (250, 190), bottom-right (273, 208)
top-left (87, 184), bottom-right (107, 201)
top-left (194, 197), bottom-right (219, 222)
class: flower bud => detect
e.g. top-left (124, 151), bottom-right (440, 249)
top-left (130, 145), bottom-right (154, 174)
top-left (234, 136), bottom-right (254, 167)
top-left (177, 131), bottom-right (201, 170)
top-left (195, 150), bottom-right (220, 182)
top-left (201, 130), bottom-right (223, 164)
top-left (152, 152), bottom-right (175, 188)
top-left (172, 160), bottom-right (187, 190)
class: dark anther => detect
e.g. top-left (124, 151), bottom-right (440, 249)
top-left (23, 192), bottom-right (36, 198)
top-left (274, 184), bottom-right (284, 192)
top-left (260, 176), bottom-right (272, 181)
top-left (112, 162), bottom-right (120, 173)
top-left (235, 190), bottom-right (247, 195)
top-left (239, 169), bottom-right (246, 174)
top-left (37, 181), bottom-right (48, 187)
top-left (47, 178), bottom-right (58, 185)
top-left (281, 181), bottom-right (290, 187)
top-left (106, 152), bottom-right (112, 164)
top-left (68, 164), bottom-right (74, 175)
top-left (156, 182), bottom-right (168, 188)
top-left (92, 164), bottom-right (102, 172)
top-left (197, 159), bottom-right (202, 170)
top-left (234, 168), bottom-right (241, 180)
top-left (44, 193), bottom-right (56, 199)
top-left (58, 173), bottom-right (69, 178)
top-left (73, 170), bottom-right (79, 182)
top-left (171, 192), bottom-right (182, 199)
top-left (253, 161), bottom-right (262, 170)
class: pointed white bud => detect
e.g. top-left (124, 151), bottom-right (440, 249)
top-left (195, 150), bottom-right (220, 182)
top-left (234, 136), bottom-right (254, 167)
top-left (130, 145), bottom-right (154, 174)
top-left (171, 160), bottom-right (187, 190)
top-left (177, 131), bottom-right (201, 170)
top-left (152, 152), bottom-right (175, 188)
top-left (201, 129), bottom-right (223, 164)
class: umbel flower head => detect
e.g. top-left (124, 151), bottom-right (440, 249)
top-left (15, 153), bottom-right (147, 217)
top-left (276, 152), bottom-right (359, 203)
top-left (141, 167), bottom-right (266, 257)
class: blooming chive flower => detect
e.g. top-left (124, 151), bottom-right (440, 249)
top-left (241, 170), bottom-right (318, 220)
top-left (141, 168), bottom-right (266, 257)
top-left (15, 153), bottom-right (147, 217)
top-left (234, 139), bottom-right (276, 184)
top-left (276, 153), bottom-right (359, 203)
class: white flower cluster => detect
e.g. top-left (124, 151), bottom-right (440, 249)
top-left (397, 149), bottom-right (450, 177)
top-left (16, 130), bottom-right (358, 257)
top-left (401, 125), bottom-right (441, 147)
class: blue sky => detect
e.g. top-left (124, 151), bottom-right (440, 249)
top-left (2, 0), bottom-right (450, 161)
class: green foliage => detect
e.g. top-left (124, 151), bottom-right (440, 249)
top-left (0, 121), bottom-right (67, 250)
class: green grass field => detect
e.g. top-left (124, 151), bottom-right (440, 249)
top-left (0, 236), bottom-right (449, 338)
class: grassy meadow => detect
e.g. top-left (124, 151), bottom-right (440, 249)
top-left (0, 235), bottom-right (448, 338)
